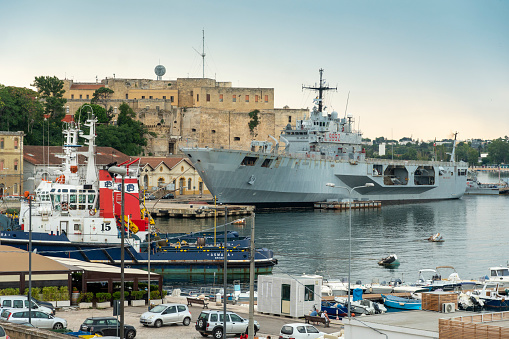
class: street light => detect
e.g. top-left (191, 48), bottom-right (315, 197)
top-left (108, 166), bottom-right (127, 339)
top-left (325, 182), bottom-right (374, 323)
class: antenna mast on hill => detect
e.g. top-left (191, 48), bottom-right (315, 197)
top-left (193, 29), bottom-right (206, 78)
top-left (302, 68), bottom-right (337, 113)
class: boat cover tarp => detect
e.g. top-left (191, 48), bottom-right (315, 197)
top-left (353, 288), bottom-right (363, 301)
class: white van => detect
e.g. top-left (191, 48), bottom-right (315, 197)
top-left (0, 296), bottom-right (54, 315)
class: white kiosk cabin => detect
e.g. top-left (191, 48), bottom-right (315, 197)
top-left (257, 275), bottom-right (322, 318)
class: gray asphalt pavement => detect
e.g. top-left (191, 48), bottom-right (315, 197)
top-left (57, 296), bottom-right (344, 339)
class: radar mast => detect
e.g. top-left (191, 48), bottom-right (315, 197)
top-left (302, 68), bottom-right (337, 112)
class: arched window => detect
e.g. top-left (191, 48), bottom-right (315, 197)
top-left (143, 175), bottom-right (148, 189)
top-left (159, 167), bottom-right (163, 172)
top-left (0, 139), bottom-right (3, 149)
top-left (188, 178), bottom-right (192, 190)
top-left (181, 166), bottom-right (184, 172)
top-left (14, 160), bottom-right (18, 171)
top-left (179, 178), bottom-right (185, 190)
top-left (158, 177), bottom-right (165, 187)
top-left (14, 138), bottom-right (18, 149)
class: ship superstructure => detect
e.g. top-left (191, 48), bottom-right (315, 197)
top-left (2, 112), bottom-right (276, 282)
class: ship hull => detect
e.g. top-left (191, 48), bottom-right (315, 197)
top-left (183, 148), bottom-right (467, 206)
top-left (0, 231), bottom-right (276, 283)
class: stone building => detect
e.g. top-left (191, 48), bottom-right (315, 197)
top-left (0, 131), bottom-right (24, 198)
top-left (139, 157), bottom-right (209, 196)
top-left (62, 76), bottom-right (307, 156)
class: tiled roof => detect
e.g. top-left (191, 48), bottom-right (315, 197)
top-left (24, 145), bottom-right (132, 166)
top-left (139, 157), bottom-right (189, 170)
top-left (70, 84), bottom-right (104, 90)
top-left (61, 114), bottom-right (75, 123)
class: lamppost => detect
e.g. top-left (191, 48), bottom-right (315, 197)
top-left (108, 166), bottom-right (127, 339)
top-left (325, 182), bottom-right (374, 323)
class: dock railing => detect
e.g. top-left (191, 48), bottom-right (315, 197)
top-left (439, 311), bottom-right (509, 338)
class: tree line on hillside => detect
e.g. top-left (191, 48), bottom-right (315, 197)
top-left (1, 76), bottom-right (508, 164)
top-left (0, 76), bottom-right (153, 155)
top-left (362, 137), bottom-right (509, 166)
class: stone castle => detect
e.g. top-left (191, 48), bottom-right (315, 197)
top-left (62, 76), bottom-right (307, 156)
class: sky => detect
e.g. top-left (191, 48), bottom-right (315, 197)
top-left (1, 0), bottom-right (508, 142)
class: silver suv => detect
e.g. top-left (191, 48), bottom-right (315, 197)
top-left (195, 310), bottom-right (259, 338)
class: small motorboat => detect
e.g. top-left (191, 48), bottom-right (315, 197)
top-left (472, 284), bottom-right (509, 311)
top-left (378, 254), bottom-right (400, 268)
top-left (332, 297), bottom-right (386, 316)
top-left (232, 218), bottom-right (246, 225)
top-left (365, 278), bottom-right (394, 294)
top-left (321, 300), bottom-right (349, 319)
top-left (428, 233), bottom-right (444, 242)
top-left (381, 294), bottom-right (422, 310)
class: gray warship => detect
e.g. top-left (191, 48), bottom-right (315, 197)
top-left (182, 69), bottom-right (468, 206)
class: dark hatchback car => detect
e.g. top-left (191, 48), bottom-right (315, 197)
top-left (161, 193), bottom-right (174, 199)
top-left (80, 317), bottom-right (136, 339)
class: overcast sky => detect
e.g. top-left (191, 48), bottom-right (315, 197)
top-left (1, 0), bottom-right (508, 141)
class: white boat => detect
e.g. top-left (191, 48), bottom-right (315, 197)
top-left (471, 283), bottom-right (509, 311)
top-left (465, 170), bottom-right (509, 195)
top-left (364, 278), bottom-right (393, 294)
top-left (321, 279), bottom-right (349, 297)
top-left (487, 266), bottom-right (509, 288)
top-left (333, 296), bottom-right (386, 315)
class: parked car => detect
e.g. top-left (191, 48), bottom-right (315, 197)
top-left (140, 303), bottom-right (191, 327)
top-left (0, 295), bottom-right (54, 315)
top-left (80, 317), bottom-right (136, 339)
top-left (144, 193), bottom-right (156, 200)
top-left (195, 310), bottom-right (259, 338)
top-left (0, 324), bottom-right (9, 339)
top-left (28, 296), bottom-right (56, 314)
top-left (161, 193), bottom-right (175, 199)
top-left (0, 309), bottom-right (66, 330)
top-left (279, 323), bottom-right (325, 339)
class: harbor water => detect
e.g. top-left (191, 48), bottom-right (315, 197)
top-left (155, 171), bottom-right (509, 285)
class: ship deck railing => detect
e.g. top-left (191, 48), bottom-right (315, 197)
top-left (183, 146), bottom-right (464, 167)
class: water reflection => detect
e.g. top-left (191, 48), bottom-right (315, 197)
top-left (155, 193), bottom-right (508, 285)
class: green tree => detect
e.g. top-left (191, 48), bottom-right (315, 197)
top-left (91, 87), bottom-right (114, 111)
top-left (32, 76), bottom-right (67, 121)
top-left (248, 109), bottom-right (260, 136)
top-left (0, 85), bottom-right (44, 136)
top-left (95, 102), bottom-right (152, 155)
top-left (117, 102), bottom-right (136, 126)
top-left (74, 103), bottom-right (109, 124)
top-left (487, 138), bottom-right (509, 164)
top-left (402, 147), bottom-right (418, 160)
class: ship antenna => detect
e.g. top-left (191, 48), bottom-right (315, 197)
top-left (344, 91), bottom-right (350, 118)
top-left (193, 29), bottom-right (206, 78)
top-left (450, 132), bottom-right (458, 162)
top-left (302, 68), bottom-right (337, 113)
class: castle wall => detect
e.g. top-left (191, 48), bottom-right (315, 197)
top-left (61, 77), bottom-right (307, 156)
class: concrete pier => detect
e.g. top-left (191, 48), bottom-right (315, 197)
top-left (145, 201), bottom-right (255, 218)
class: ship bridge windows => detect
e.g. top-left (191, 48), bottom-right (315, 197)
top-left (241, 156), bottom-right (258, 166)
top-left (414, 166), bottom-right (435, 185)
top-left (492, 269), bottom-right (509, 277)
top-left (458, 169), bottom-right (467, 176)
top-left (261, 158), bottom-right (273, 168)
top-left (372, 165), bottom-right (383, 176)
top-left (383, 165), bottom-right (408, 185)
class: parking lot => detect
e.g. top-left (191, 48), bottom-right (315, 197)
top-left (57, 296), bottom-right (344, 339)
